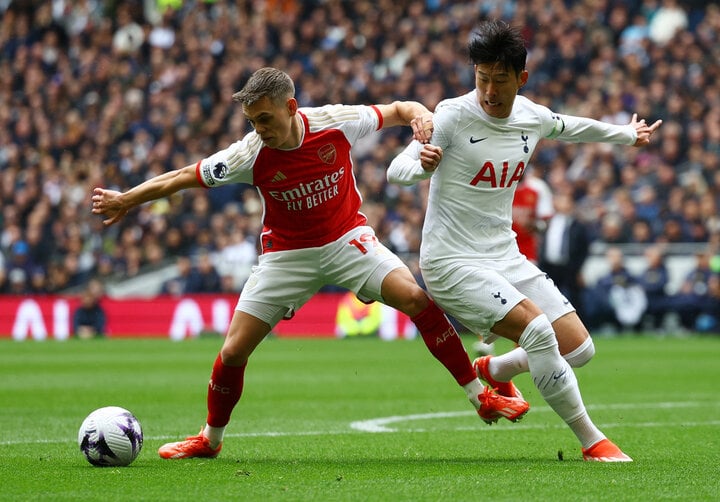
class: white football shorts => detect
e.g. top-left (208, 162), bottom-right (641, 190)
top-left (236, 226), bottom-right (407, 327)
top-left (421, 254), bottom-right (574, 341)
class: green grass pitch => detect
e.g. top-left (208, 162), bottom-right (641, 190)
top-left (1, 334), bottom-right (719, 501)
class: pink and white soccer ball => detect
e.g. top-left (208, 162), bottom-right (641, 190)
top-left (78, 406), bottom-right (143, 467)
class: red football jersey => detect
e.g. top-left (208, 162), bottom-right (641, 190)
top-left (197, 104), bottom-right (383, 253)
top-left (512, 183), bottom-right (540, 261)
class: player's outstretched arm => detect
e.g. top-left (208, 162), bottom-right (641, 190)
top-left (388, 142), bottom-right (442, 185)
top-left (92, 164), bottom-right (201, 226)
top-left (374, 101), bottom-right (434, 143)
top-left (630, 113), bottom-right (662, 147)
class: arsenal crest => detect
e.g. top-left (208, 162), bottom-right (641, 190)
top-left (318, 144), bottom-right (337, 164)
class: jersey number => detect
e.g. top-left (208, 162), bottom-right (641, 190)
top-left (348, 233), bottom-right (379, 255)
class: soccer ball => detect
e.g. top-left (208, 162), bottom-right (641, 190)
top-left (78, 406), bottom-right (143, 467)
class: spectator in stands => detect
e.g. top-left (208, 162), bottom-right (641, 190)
top-left (214, 228), bottom-right (258, 291)
top-left (539, 192), bottom-right (591, 318)
top-left (637, 244), bottom-right (671, 330)
top-left (6, 241), bottom-right (34, 279)
top-left (698, 255), bottom-right (720, 333)
top-left (671, 250), bottom-right (717, 331)
top-left (598, 210), bottom-right (634, 244)
top-left (0, 249), bottom-right (5, 292)
top-left (631, 219), bottom-right (656, 244)
top-left (649, 0), bottom-right (689, 46)
top-left (185, 251), bottom-right (222, 294)
top-left (28, 266), bottom-right (48, 294)
top-left (73, 279), bottom-right (107, 339)
top-left (160, 255), bottom-right (193, 297)
top-left (45, 259), bottom-right (71, 294)
top-left (7, 268), bottom-right (29, 295)
top-left (93, 254), bottom-right (118, 284)
top-left (218, 274), bottom-right (237, 294)
top-left (584, 247), bottom-right (647, 332)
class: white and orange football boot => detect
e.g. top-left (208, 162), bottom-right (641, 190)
top-left (476, 386), bottom-right (530, 425)
top-left (158, 429), bottom-right (222, 459)
top-left (582, 439), bottom-right (633, 462)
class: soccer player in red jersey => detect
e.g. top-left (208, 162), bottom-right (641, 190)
top-left (511, 170), bottom-right (553, 264)
top-left (91, 67), bottom-right (527, 459)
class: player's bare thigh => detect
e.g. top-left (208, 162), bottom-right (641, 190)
top-left (552, 311), bottom-right (590, 355)
top-left (490, 298), bottom-right (542, 343)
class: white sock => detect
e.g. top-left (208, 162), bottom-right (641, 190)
top-left (519, 314), bottom-right (604, 448)
top-left (488, 346), bottom-right (528, 382)
top-left (203, 424), bottom-right (225, 448)
top-left (463, 378), bottom-right (486, 409)
top-left (567, 415), bottom-right (606, 449)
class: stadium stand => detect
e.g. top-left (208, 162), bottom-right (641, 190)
top-left (0, 0), bottom-right (718, 331)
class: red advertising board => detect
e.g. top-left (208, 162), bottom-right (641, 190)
top-left (0, 294), bottom-right (417, 341)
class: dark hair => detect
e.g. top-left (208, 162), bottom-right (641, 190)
top-left (232, 67), bottom-right (295, 106)
top-left (467, 20), bottom-right (527, 75)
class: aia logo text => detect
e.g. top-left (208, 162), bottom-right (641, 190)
top-left (470, 161), bottom-right (526, 188)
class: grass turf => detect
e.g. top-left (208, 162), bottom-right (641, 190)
top-left (1, 334), bottom-right (719, 501)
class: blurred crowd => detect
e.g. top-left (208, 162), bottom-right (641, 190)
top-left (581, 245), bottom-right (720, 334)
top-left (0, 0), bottom-right (718, 330)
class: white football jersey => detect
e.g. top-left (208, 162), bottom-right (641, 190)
top-left (388, 92), bottom-right (637, 267)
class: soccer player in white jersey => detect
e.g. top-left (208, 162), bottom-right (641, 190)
top-left (91, 67), bottom-right (528, 460)
top-left (388, 20), bottom-right (662, 462)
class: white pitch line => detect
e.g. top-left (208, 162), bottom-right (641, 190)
top-left (349, 400), bottom-right (718, 432)
top-left (2, 401), bottom-right (718, 446)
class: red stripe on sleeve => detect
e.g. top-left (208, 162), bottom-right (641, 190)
top-left (194, 160), bottom-right (206, 187)
top-left (370, 104), bottom-right (383, 130)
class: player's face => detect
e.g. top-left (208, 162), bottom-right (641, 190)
top-left (474, 63), bottom-right (528, 118)
top-left (243, 96), bottom-right (300, 149)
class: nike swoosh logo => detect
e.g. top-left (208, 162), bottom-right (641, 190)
top-left (469, 136), bottom-right (487, 144)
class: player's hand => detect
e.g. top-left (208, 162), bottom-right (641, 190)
top-left (411, 112), bottom-right (434, 144)
top-left (91, 187), bottom-right (129, 226)
top-left (419, 144), bottom-right (442, 172)
top-left (630, 113), bottom-right (662, 147)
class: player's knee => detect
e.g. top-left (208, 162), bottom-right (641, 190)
top-left (518, 314), bottom-right (557, 354)
top-left (563, 337), bottom-right (595, 367)
top-left (220, 336), bottom-right (251, 366)
top-left (220, 347), bottom-right (249, 367)
top-left (385, 283), bottom-right (429, 317)
top-left (405, 286), bottom-right (431, 315)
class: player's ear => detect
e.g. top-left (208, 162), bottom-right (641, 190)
top-left (286, 97), bottom-right (298, 115)
top-left (518, 70), bottom-right (529, 88)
